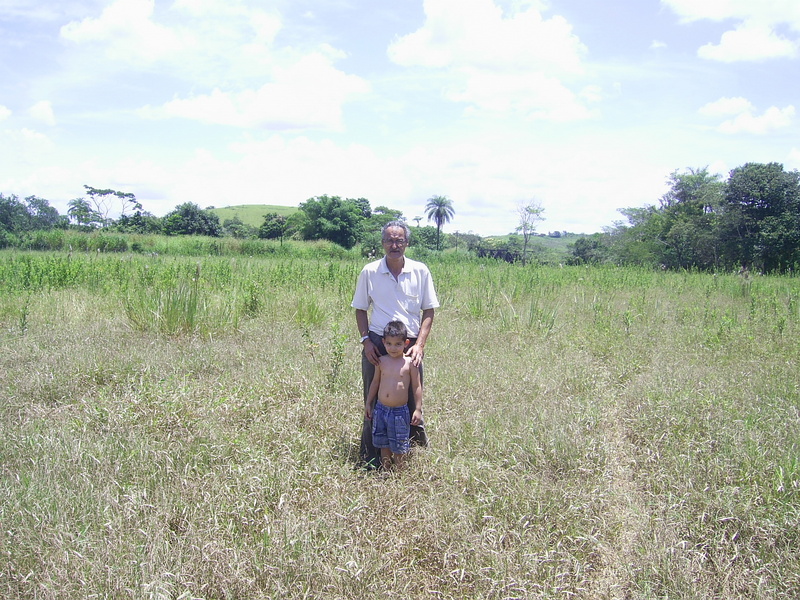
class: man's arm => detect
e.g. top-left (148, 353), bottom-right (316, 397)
top-left (407, 308), bottom-right (434, 367)
top-left (356, 308), bottom-right (380, 366)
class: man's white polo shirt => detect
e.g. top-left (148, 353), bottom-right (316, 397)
top-left (352, 256), bottom-right (439, 338)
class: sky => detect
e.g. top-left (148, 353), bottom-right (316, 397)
top-left (1, 0), bottom-right (799, 236)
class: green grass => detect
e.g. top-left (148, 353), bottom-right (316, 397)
top-left (211, 204), bottom-right (297, 227)
top-left (1, 251), bottom-right (799, 598)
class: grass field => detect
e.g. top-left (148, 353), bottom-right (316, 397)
top-left (1, 249), bottom-right (799, 599)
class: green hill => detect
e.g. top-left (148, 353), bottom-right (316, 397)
top-left (210, 204), bottom-right (297, 228)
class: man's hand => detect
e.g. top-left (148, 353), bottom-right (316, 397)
top-left (405, 344), bottom-right (424, 367)
top-left (365, 400), bottom-right (373, 420)
top-left (363, 338), bottom-right (381, 366)
top-left (411, 408), bottom-right (423, 426)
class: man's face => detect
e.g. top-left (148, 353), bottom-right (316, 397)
top-left (382, 226), bottom-right (407, 259)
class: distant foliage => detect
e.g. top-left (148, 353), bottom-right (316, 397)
top-left (258, 213), bottom-right (288, 242)
top-left (222, 216), bottom-right (258, 239)
top-left (296, 195), bottom-right (369, 249)
top-left (7, 161), bottom-right (800, 273)
top-left (163, 202), bottom-right (223, 237)
top-left (1, 193), bottom-right (66, 236)
top-left (573, 163), bottom-right (800, 273)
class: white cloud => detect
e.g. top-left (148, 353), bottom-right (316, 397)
top-left (700, 98), bottom-right (795, 134)
top-left (698, 22), bottom-right (798, 62)
top-left (450, 70), bottom-right (594, 122)
top-left (0, 128), bottom-right (56, 182)
top-left (0, 105), bottom-right (11, 121)
top-left (60, 0), bottom-right (186, 63)
top-left (168, 1), bottom-right (284, 78)
top-left (717, 106), bottom-right (795, 134)
top-left (389, 0), bottom-right (585, 74)
top-left (28, 101), bottom-right (56, 126)
top-left (661, 0), bottom-right (800, 27)
top-left (387, 0), bottom-right (593, 121)
top-left (139, 53), bottom-right (369, 130)
top-left (699, 96), bottom-right (754, 116)
top-left (662, 2), bottom-right (800, 61)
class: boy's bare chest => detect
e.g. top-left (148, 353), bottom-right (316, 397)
top-left (380, 356), bottom-right (411, 383)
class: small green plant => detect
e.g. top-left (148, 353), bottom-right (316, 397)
top-left (293, 295), bottom-right (325, 329)
top-left (326, 323), bottom-right (348, 390)
top-left (123, 263), bottom-right (236, 335)
top-left (18, 297), bottom-right (29, 333)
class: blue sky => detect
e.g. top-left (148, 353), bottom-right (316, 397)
top-left (1, 0), bottom-right (798, 235)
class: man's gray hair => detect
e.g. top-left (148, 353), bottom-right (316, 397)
top-left (382, 220), bottom-right (411, 242)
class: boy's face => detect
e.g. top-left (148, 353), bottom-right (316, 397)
top-left (382, 334), bottom-right (406, 357)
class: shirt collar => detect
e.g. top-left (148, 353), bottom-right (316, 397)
top-left (380, 256), bottom-right (410, 274)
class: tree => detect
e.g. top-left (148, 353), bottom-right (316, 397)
top-left (719, 162), bottom-right (800, 273)
top-left (222, 216), bottom-right (257, 239)
top-left (425, 195), bottom-right (454, 250)
top-left (0, 194), bottom-right (28, 233)
top-left (606, 207), bottom-right (664, 267)
top-left (569, 234), bottom-right (610, 265)
top-left (0, 193), bottom-right (65, 233)
top-left (68, 198), bottom-right (100, 227)
top-left (113, 210), bottom-right (162, 234)
top-left (607, 168), bottom-right (725, 270)
top-left (411, 225), bottom-right (440, 251)
top-left (657, 168), bottom-right (724, 269)
top-left (83, 185), bottom-right (141, 227)
top-left (162, 202), bottom-right (222, 237)
top-left (358, 206), bottom-right (405, 257)
top-left (24, 196), bottom-right (63, 229)
top-left (259, 213), bottom-right (288, 244)
top-left (297, 195), bottom-right (369, 249)
top-left (458, 231), bottom-right (483, 252)
top-left (516, 199), bottom-right (545, 265)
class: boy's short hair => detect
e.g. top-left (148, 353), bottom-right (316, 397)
top-left (383, 320), bottom-right (408, 339)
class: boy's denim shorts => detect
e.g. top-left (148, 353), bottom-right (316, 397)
top-left (371, 402), bottom-right (411, 454)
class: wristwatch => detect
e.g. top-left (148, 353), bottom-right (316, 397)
top-left (360, 334), bottom-right (370, 343)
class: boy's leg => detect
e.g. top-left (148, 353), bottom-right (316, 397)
top-left (386, 405), bottom-right (412, 470)
top-left (380, 448), bottom-right (393, 471)
top-left (394, 451), bottom-right (409, 470)
top-left (371, 402), bottom-right (395, 472)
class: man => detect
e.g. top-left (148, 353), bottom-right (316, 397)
top-left (352, 220), bottom-right (439, 468)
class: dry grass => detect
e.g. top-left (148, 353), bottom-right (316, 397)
top-left (1, 255), bottom-right (799, 599)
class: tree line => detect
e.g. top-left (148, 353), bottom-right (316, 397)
top-left (4, 161), bottom-right (798, 273)
top-left (569, 162), bottom-right (800, 274)
top-left (0, 186), bottom-right (460, 255)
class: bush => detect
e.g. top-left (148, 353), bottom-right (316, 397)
top-left (22, 230), bottom-right (65, 251)
top-left (0, 230), bottom-right (18, 249)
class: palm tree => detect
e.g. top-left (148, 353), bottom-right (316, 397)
top-left (67, 197), bottom-right (96, 227)
top-left (425, 195), bottom-right (455, 250)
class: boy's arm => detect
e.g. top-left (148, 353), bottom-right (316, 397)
top-left (410, 362), bottom-right (423, 426)
top-left (365, 362), bottom-right (381, 420)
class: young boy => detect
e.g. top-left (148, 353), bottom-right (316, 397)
top-left (364, 320), bottom-right (423, 470)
